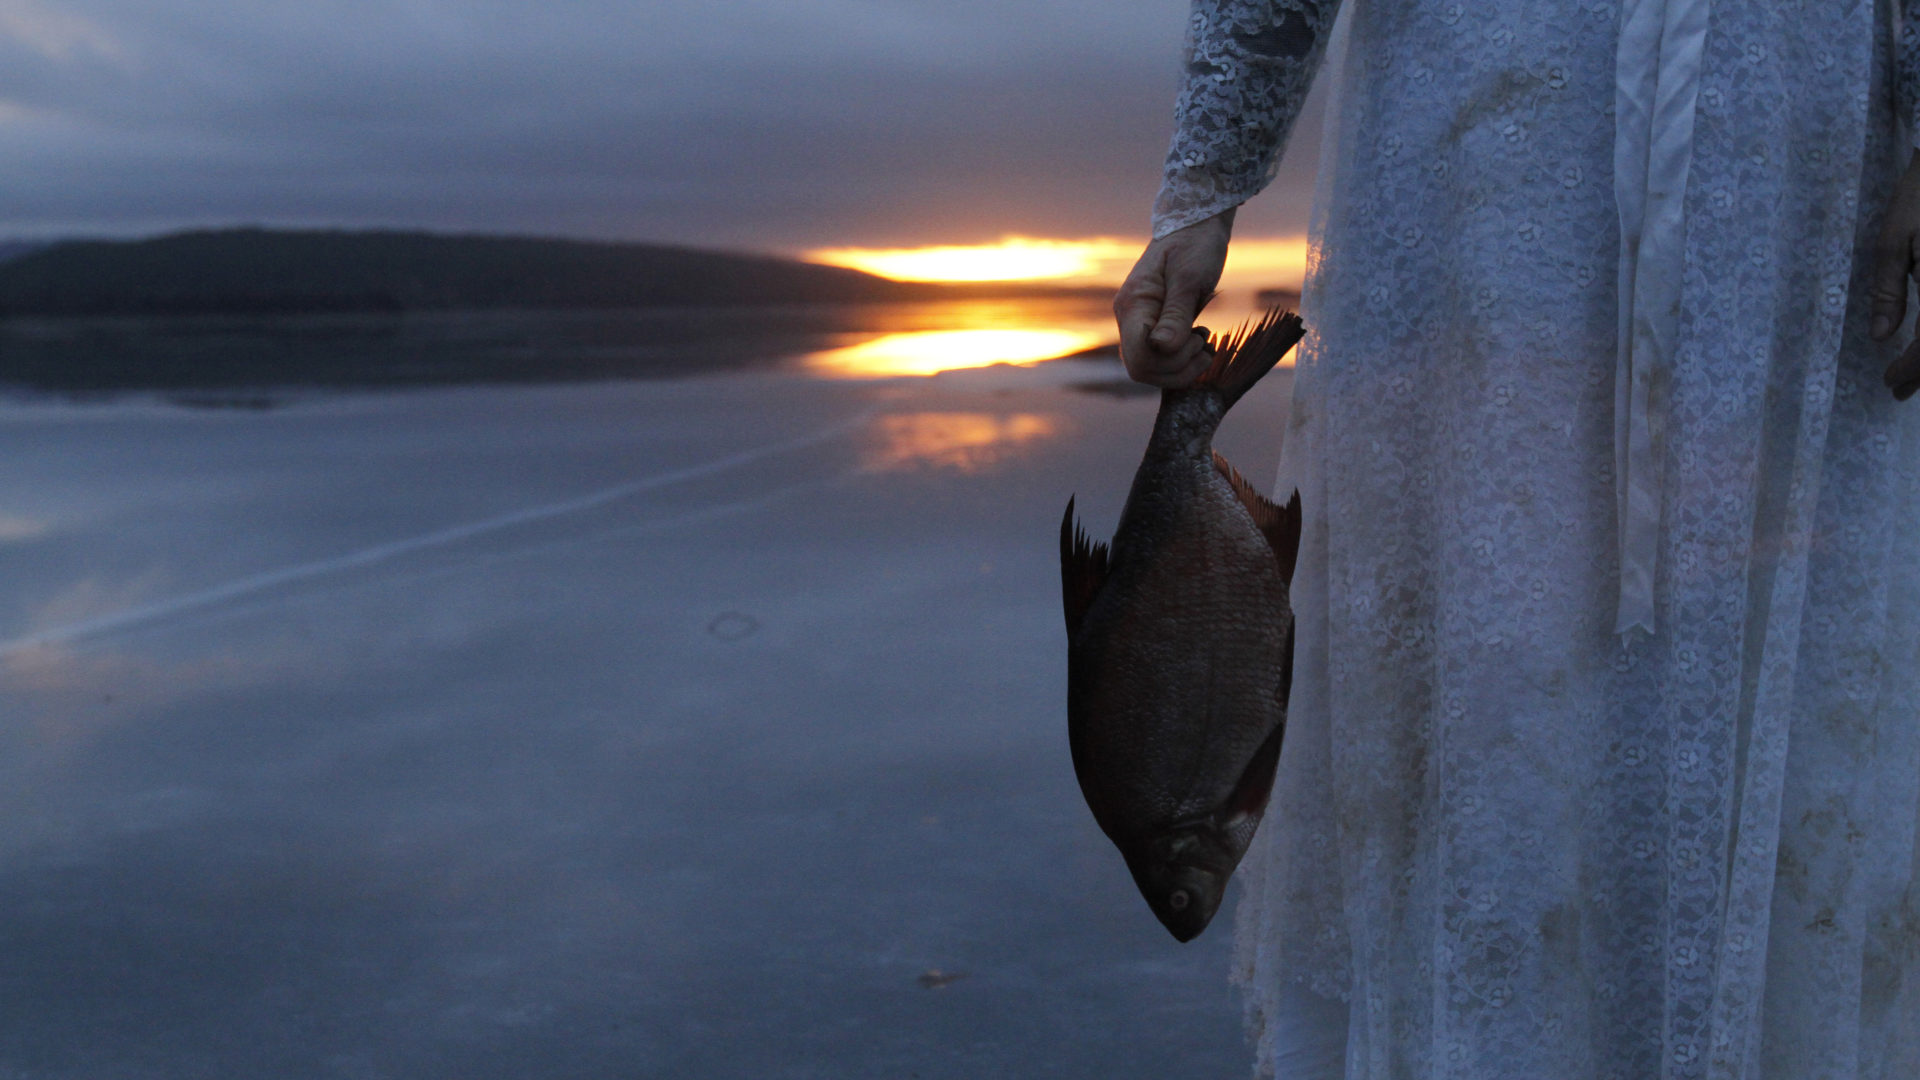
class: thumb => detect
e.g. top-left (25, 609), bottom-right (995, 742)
top-left (1149, 285), bottom-right (1205, 352)
top-left (1871, 214), bottom-right (1915, 342)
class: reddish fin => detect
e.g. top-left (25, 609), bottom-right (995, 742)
top-left (1192, 307), bottom-right (1305, 409)
top-left (1223, 721), bottom-right (1285, 826)
top-left (1212, 453), bottom-right (1303, 580)
top-left (1059, 496), bottom-right (1110, 636)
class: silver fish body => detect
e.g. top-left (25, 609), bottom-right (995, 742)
top-left (1061, 310), bottom-right (1304, 941)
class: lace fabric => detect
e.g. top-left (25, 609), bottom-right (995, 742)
top-left (1150, 2), bottom-right (1920, 1078)
top-left (1151, 0), bottom-right (1344, 238)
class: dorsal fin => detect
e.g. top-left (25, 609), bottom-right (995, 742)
top-left (1212, 452), bottom-right (1303, 579)
top-left (1059, 496), bottom-right (1110, 636)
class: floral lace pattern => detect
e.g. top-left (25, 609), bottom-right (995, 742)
top-left (1152, 2), bottom-right (1920, 1078)
top-left (1151, 0), bottom-right (1344, 238)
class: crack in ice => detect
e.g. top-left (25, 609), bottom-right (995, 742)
top-left (0, 408), bottom-right (875, 657)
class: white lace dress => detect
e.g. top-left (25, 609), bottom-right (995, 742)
top-left (1152, 2), bottom-right (1920, 1078)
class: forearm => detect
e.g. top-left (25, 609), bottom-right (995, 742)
top-left (1150, 0), bottom-right (1345, 238)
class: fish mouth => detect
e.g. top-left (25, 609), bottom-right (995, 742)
top-left (1160, 904), bottom-right (1213, 943)
top-left (1123, 837), bottom-right (1232, 942)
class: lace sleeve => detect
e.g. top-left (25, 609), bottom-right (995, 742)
top-left (1150, 0), bottom-right (1345, 238)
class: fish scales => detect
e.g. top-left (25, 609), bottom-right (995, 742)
top-left (1060, 308), bottom-right (1304, 942)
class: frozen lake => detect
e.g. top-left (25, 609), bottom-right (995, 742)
top-left (0, 300), bottom-right (1292, 1078)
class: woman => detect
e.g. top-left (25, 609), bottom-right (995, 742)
top-left (1114, 2), bottom-right (1920, 1078)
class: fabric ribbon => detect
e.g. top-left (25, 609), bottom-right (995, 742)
top-left (1611, 0), bottom-right (1710, 636)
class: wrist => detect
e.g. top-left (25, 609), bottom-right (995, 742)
top-left (1150, 200), bottom-right (1241, 243)
top-left (1197, 206), bottom-right (1236, 239)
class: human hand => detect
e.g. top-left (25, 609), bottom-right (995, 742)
top-left (1113, 208), bottom-right (1234, 387)
top-left (1869, 154), bottom-right (1920, 400)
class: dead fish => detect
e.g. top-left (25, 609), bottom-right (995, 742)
top-left (1060, 309), bottom-right (1304, 942)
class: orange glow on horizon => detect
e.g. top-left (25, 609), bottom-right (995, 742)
top-left (803, 328), bottom-right (1103, 378)
top-left (804, 234), bottom-right (1311, 292)
top-left (1220, 236), bottom-right (1310, 294)
top-left (807, 237), bottom-right (1137, 284)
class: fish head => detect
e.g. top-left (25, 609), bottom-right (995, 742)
top-left (1121, 827), bottom-right (1234, 942)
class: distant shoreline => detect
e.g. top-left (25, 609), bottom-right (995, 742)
top-left (0, 228), bottom-right (1123, 394)
top-left (0, 227), bottom-right (1108, 320)
top-left (0, 299), bottom-right (1119, 395)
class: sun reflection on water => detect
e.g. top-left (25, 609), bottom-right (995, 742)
top-left (803, 328), bottom-right (1104, 378)
top-left (862, 412), bottom-right (1066, 473)
top-left (792, 292), bottom-right (1295, 379)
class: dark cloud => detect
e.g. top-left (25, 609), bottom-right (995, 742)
top-left (0, 0), bottom-right (1322, 249)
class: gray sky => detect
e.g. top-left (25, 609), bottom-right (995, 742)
top-left (0, 0), bottom-right (1323, 252)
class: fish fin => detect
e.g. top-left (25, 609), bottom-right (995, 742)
top-left (1277, 616), bottom-right (1296, 711)
top-left (1059, 496), bottom-right (1110, 636)
top-left (1192, 307), bottom-right (1305, 409)
top-left (1222, 720), bottom-right (1285, 828)
top-left (1211, 454), bottom-right (1303, 580)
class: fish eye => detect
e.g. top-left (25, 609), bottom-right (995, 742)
top-left (1168, 889), bottom-right (1190, 911)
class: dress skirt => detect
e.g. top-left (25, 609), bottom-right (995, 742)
top-left (1233, 2), bottom-right (1920, 1078)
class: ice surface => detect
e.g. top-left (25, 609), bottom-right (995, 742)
top-left (0, 321), bottom-right (1292, 1078)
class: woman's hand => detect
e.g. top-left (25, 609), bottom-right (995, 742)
top-left (1870, 154), bottom-right (1920, 399)
top-left (1113, 208), bottom-right (1234, 387)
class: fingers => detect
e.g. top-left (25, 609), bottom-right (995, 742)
top-left (1877, 161), bottom-right (1920, 398)
top-left (1887, 336), bottom-right (1920, 401)
top-left (1149, 283), bottom-right (1207, 353)
top-left (1133, 327), bottom-right (1216, 387)
top-left (1115, 244), bottom-right (1203, 387)
top-left (1151, 231), bottom-right (1228, 354)
top-left (1114, 211), bottom-right (1235, 388)
top-left (1125, 326), bottom-right (1213, 387)
top-left (1114, 253), bottom-right (1166, 382)
top-left (1870, 216), bottom-right (1913, 342)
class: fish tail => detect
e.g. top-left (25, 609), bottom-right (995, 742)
top-left (1192, 307), bottom-right (1305, 410)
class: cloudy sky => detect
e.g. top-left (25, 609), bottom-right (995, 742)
top-left (0, 0), bottom-right (1325, 264)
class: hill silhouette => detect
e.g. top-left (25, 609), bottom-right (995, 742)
top-left (0, 229), bottom-right (1113, 393)
top-left (0, 228), bottom-right (1089, 317)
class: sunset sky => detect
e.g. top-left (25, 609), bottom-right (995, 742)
top-left (0, 0), bottom-right (1328, 287)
